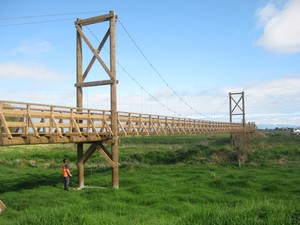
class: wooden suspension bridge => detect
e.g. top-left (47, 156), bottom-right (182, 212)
top-left (0, 100), bottom-right (255, 146)
top-left (0, 11), bottom-right (257, 189)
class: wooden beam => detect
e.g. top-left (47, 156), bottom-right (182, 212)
top-left (28, 114), bottom-right (40, 138)
top-left (118, 119), bottom-right (127, 136)
top-left (87, 117), bottom-right (100, 137)
top-left (76, 22), bottom-right (84, 190)
top-left (75, 13), bottom-right (114, 26)
top-left (77, 143), bottom-right (97, 164)
top-left (75, 80), bottom-right (118, 88)
top-left (109, 11), bottom-right (119, 189)
top-left (50, 114), bottom-right (63, 138)
top-left (0, 112), bottom-right (12, 139)
top-left (97, 143), bottom-right (119, 168)
top-left (103, 119), bottom-right (113, 135)
top-left (71, 118), bottom-right (82, 137)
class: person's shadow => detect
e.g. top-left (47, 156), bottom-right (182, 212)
top-left (0, 172), bottom-right (66, 193)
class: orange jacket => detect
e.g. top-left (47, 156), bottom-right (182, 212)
top-left (62, 163), bottom-right (72, 177)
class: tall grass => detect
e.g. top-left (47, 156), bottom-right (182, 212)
top-left (0, 131), bottom-right (299, 225)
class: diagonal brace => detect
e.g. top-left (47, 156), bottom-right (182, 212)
top-left (75, 25), bottom-right (113, 79)
top-left (82, 28), bottom-right (110, 81)
top-left (97, 143), bottom-right (119, 168)
top-left (78, 143), bottom-right (98, 164)
top-left (0, 112), bottom-right (12, 139)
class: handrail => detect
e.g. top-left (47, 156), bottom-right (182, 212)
top-left (0, 100), bottom-right (256, 146)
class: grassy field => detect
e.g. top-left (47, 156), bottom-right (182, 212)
top-left (0, 131), bottom-right (299, 225)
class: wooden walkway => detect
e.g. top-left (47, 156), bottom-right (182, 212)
top-left (0, 100), bottom-right (256, 146)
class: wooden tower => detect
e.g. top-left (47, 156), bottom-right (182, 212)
top-left (75, 11), bottom-right (119, 189)
top-left (229, 91), bottom-right (245, 126)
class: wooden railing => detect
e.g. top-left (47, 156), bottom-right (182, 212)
top-left (0, 100), bottom-right (256, 146)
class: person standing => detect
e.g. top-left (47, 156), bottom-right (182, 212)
top-left (62, 159), bottom-right (72, 191)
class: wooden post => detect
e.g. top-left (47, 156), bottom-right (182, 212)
top-left (229, 92), bottom-right (232, 123)
top-left (0, 102), bottom-right (2, 135)
top-left (76, 20), bottom-right (84, 189)
top-left (110, 11), bottom-right (119, 189)
top-left (242, 91), bottom-right (245, 127)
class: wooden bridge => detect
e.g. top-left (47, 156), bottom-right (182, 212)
top-left (0, 100), bottom-right (256, 146)
top-left (0, 12), bottom-right (257, 189)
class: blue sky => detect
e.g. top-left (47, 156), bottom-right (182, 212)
top-left (0, 0), bottom-right (300, 127)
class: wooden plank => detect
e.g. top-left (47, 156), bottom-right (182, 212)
top-left (2, 110), bottom-right (26, 116)
top-left (75, 13), bottom-right (113, 26)
top-left (6, 121), bottom-right (26, 127)
top-left (75, 80), bottom-right (116, 87)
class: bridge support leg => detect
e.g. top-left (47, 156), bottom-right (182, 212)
top-left (77, 143), bottom-right (84, 189)
top-left (111, 137), bottom-right (119, 189)
top-left (76, 16), bottom-right (84, 189)
top-left (110, 11), bottom-right (119, 189)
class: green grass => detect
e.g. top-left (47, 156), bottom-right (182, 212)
top-left (0, 131), bottom-right (300, 225)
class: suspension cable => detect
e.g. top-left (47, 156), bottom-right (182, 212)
top-left (85, 26), bottom-right (184, 117)
top-left (117, 18), bottom-right (213, 119)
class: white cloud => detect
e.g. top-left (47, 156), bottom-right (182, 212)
top-left (13, 40), bottom-right (52, 56)
top-left (222, 76), bottom-right (300, 125)
top-left (1, 63), bottom-right (299, 126)
top-left (256, 0), bottom-right (300, 53)
top-left (113, 74), bottom-right (300, 125)
top-left (223, 76), bottom-right (300, 106)
top-left (0, 90), bottom-right (75, 107)
top-left (246, 76), bottom-right (300, 97)
top-left (0, 61), bottom-right (67, 80)
top-left (256, 2), bottom-right (279, 26)
top-left (81, 76), bottom-right (300, 126)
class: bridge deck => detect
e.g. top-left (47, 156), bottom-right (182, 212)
top-left (0, 100), bottom-right (255, 146)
